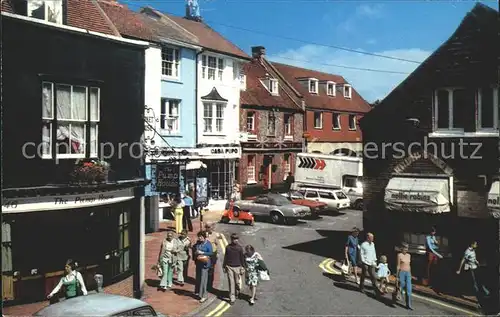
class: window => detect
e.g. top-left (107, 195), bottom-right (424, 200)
top-left (283, 155), bottom-right (291, 180)
top-left (203, 102), bottom-right (225, 134)
top-left (434, 88), bottom-right (469, 131)
top-left (305, 191), bottom-right (319, 198)
top-left (246, 111), bottom-right (255, 132)
top-left (309, 79), bottom-right (318, 93)
top-left (269, 79), bottom-right (279, 95)
top-left (233, 62), bottom-right (246, 86)
top-left (314, 111), bottom-right (323, 129)
top-left (343, 84), bottom-right (352, 98)
top-left (284, 113), bottom-right (293, 135)
top-left (247, 155), bottom-right (256, 183)
top-left (319, 191), bottom-right (335, 199)
top-left (334, 191), bottom-right (348, 199)
top-left (332, 113), bottom-right (341, 130)
top-left (160, 99), bottom-right (180, 133)
top-left (327, 82), bottom-right (336, 96)
top-left (348, 114), bottom-right (356, 130)
top-left (42, 82), bottom-right (99, 159)
top-left (267, 112), bottom-right (276, 135)
top-left (118, 209), bottom-right (131, 274)
top-left (27, 0), bottom-right (62, 24)
top-left (202, 55), bottom-right (224, 81)
top-left (477, 87), bottom-right (499, 130)
top-left (161, 47), bottom-right (180, 78)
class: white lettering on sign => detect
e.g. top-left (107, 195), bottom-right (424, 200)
top-left (391, 192), bottom-right (431, 201)
top-left (393, 151), bottom-right (453, 175)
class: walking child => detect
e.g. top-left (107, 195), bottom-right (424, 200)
top-left (376, 255), bottom-right (390, 293)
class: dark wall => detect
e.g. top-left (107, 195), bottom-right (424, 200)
top-left (2, 17), bottom-right (146, 187)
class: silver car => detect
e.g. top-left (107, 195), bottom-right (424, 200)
top-left (235, 193), bottom-right (310, 225)
top-left (33, 293), bottom-right (162, 316)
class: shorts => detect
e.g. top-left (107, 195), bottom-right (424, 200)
top-left (427, 252), bottom-right (438, 264)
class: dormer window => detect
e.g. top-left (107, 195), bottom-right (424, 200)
top-left (269, 79), bottom-right (279, 95)
top-left (343, 84), bottom-right (352, 99)
top-left (27, 0), bottom-right (63, 24)
top-left (327, 82), bottom-right (336, 96)
top-left (309, 79), bottom-right (319, 94)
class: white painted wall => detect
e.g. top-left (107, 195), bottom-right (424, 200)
top-left (144, 45), bottom-right (162, 162)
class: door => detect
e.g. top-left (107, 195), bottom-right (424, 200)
top-left (251, 196), bottom-right (269, 215)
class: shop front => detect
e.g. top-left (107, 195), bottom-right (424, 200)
top-left (488, 180), bottom-right (499, 218)
top-left (2, 185), bottom-right (144, 306)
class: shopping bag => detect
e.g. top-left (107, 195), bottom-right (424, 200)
top-left (259, 270), bottom-right (270, 281)
top-left (341, 260), bottom-right (350, 275)
top-left (152, 264), bottom-right (163, 277)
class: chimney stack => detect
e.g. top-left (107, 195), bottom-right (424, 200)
top-left (251, 46), bottom-right (266, 59)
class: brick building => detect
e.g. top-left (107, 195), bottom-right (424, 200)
top-left (359, 3), bottom-right (499, 312)
top-left (239, 47), bottom-right (304, 190)
top-left (272, 63), bottom-right (371, 156)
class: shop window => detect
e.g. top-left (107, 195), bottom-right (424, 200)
top-left (118, 210), bottom-right (130, 273)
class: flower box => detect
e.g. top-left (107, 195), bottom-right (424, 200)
top-left (70, 159), bottom-right (110, 184)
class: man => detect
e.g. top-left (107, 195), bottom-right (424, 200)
top-left (223, 233), bottom-right (246, 305)
top-left (359, 232), bottom-right (381, 297)
top-left (425, 226), bottom-right (442, 286)
top-left (174, 229), bottom-right (191, 286)
top-left (182, 192), bottom-right (194, 232)
top-left (456, 241), bottom-right (490, 300)
top-left (205, 223), bottom-right (222, 292)
top-left (285, 172), bottom-right (295, 192)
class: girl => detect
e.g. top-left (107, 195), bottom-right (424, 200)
top-left (244, 245), bottom-right (262, 305)
top-left (47, 259), bottom-right (88, 300)
top-left (376, 255), bottom-right (390, 293)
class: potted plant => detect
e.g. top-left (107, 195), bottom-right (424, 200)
top-left (70, 159), bottom-right (110, 184)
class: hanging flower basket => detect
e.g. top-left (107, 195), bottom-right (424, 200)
top-left (70, 159), bottom-right (110, 184)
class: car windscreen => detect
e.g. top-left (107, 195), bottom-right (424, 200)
top-left (271, 196), bottom-right (292, 206)
top-left (289, 191), bottom-right (304, 199)
top-left (335, 191), bottom-right (348, 199)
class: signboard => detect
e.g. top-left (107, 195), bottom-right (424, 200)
top-left (196, 177), bottom-right (208, 206)
top-left (156, 164), bottom-right (180, 193)
top-left (143, 106), bottom-right (158, 145)
top-left (2, 188), bottom-right (135, 214)
top-left (197, 147), bottom-right (241, 158)
top-left (488, 181), bottom-right (500, 218)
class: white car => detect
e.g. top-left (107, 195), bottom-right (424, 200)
top-left (297, 187), bottom-right (351, 212)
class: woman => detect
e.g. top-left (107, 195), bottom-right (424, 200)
top-left (397, 243), bottom-right (413, 310)
top-left (193, 231), bottom-right (213, 303)
top-left (244, 245), bottom-right (262, 305)
top-left (47, 259), bottom-right (88, 300)
top-left (345, 227), bottom-right (360, 284)
top-left (157, 231), bottom-right (177, 291)
top-left (174, 195), bottom-right (185, 234)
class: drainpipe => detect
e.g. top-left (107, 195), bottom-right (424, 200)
top-left (195, 49), bottom-right (205, 147)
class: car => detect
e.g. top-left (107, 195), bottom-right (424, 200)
top-left (297, 188), bottom-right (351, 212)
top-left (234, 193), bottom-right (311, 225)
top-left (33, 293), bottom-right (162, 316)
top-left (280, 191), bottom-right (328, 217)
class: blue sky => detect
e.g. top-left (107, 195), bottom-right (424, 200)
top-left (124, 0), bottom-right (497, 102)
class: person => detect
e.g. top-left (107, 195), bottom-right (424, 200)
top-left (47, 259), bottom-right (88, 300)
top-left (345, 227), bottom-right (360, 284)
top-left (397, 242), bottom-right (413, 310)
top-left (424, 226), bottom-right (442, 286)
top-left (223, 233), bottom-right (246, 305)
top-left (231, 184), bottom-right (241, 201)
top-left (285, 172), bottom-right (295, 192)
top-left (157, 231), bottom-right (177, 291)
top-left (205, 223), bottom-right (222, 292)
top-left (456, 241), bottom-right (490, 300)
top-left (376, 255), bottom-right (390, 293)
top-left (244, 245), bottom-right (263, 305)
top-left (175, 229), bottom-right (191, 286)
top-left (193, 231), bottom-right (213, 303)
top-left (174, 195), bottom-right (185, 234)
top-left (182, 192), bottom-right (194, 232)
top-left (359, 232), bottom-right (381, 297)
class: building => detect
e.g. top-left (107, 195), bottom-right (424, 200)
top-left (239, 46), bottom-right (304, 190)
top-left (1, 0), bottom-right (149, 309)
top-left (272, 63), bottom-right (371, 156)
top-left (359, 3), bottom-right (499, 310)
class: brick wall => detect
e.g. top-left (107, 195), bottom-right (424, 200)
top-left (239, 153), bottom-right (295, 188)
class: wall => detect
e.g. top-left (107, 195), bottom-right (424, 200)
top-left (306, 110), bottom-right (364, 143)
top-left (144, 45), bottom-right (162, 146)
top-left (239, 153), bottom-right (295, 187)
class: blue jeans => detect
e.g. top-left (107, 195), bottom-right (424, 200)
top-left (469, 269), bottom-right (489, 297)
top-left (399, 271), bottom-right (412, 308)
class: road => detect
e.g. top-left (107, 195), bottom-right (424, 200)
top-left (203, 209), bottom-right (478, 316)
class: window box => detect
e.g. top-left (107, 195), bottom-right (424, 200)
top-left (70, 159), bottom-right (110, 184)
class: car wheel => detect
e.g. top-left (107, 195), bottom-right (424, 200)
top-left (220, 216), bottom-right (230, 223)
top-left (270, 211), bottom-right (284, 224)
top-left (354, 200), bottom-right (364, 210)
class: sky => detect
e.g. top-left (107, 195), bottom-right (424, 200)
top-left (123, 0), bottom-right (498, 103)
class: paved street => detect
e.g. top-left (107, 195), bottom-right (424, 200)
top-left (203, 209), bottom-right (478, 316)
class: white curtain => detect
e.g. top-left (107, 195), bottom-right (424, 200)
top-left (56, 85), bottom-right (86, 154)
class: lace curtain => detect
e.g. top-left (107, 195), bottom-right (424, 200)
top-left (56, 85), bottom-right (86, 154)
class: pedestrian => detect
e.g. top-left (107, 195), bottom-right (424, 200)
top-left (223, 233), bottom-right (246, 305)
top-left (285, 172), bottom-right (295, 192)
top-left (376, 255), bottom-right (390, 293)
top-left (424, 226), bottom-right (442, 286)
top-left (244, 245), bottom-right (263, 305)
top-left (359, 232), bottom-right (381, 297)
top-left (47, 259), bottom-right (88, 301)
top-left (345, 227), bottom-right (360, 284)
top-left (182, 191), bottom-right (194, 232)
top-left (157, 231), bottom-right (177, 291)
top-left (456, 241), bottom-right (490, 300)
top-left (193, 231), bottom-right (213, 303)
top-left (396, 242), bottom-right (413, 310)
top-left (205, 223), bottom-right (222, 292)
top-left (174, 195), bottom-right (185, 234)
top-left (174, 229), bottom-right (191, 286)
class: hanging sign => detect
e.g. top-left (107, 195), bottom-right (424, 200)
top-left (156, 163), bottom-right (180, 193)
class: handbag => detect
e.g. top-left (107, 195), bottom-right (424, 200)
top-left (197, 255), bottom-right (209, 263)
top-left (259, 270), bottom-right (270, 281)
top-left (156, 264), bottom-right (163, 277)
top-left (341, 260), bottom-right (350, 275)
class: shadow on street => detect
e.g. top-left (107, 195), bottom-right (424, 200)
top-left (282, 229), bottom-right (351, 260)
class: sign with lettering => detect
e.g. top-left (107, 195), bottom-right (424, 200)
top-left (1, 188), bottom-right (135, 214)
top-left (488, 181), bottom-right (500, 218)
top-left (156, 163), bottom-right (180, 193)
top-left (393, 151), bottom-right (453, 175)
top-left (390, 192), bottom-right (431, 201)
top-left (198, 147), bottom-right (241, 158)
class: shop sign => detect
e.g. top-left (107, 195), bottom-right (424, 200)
top-left (488, 180), bottom-right (500, 218)
top-left (156, 163), bottom-right (180, 193)
top-left (1, 188), bottom-right (135, 214)
top-left (198, 147), bottom-right (241, 158)
top-left (393, 151), bottom-right (453, 175)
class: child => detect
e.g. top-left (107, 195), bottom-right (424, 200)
top-left (376, 255), bottom-right (390, 293)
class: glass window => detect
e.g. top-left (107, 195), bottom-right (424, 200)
top-left (334, 191), bottom-right (348, 199)
top-left (118, 209), bottom-right (131, 274)
top-left (319, 191), bottom-right (335, 199)
top-left (305, 191), bottom-right (318, 198)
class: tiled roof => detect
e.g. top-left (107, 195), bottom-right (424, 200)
top-left (164, 14), bottom-right (250, 59)
top-left (272, 62), bottom-right (371, 113)
top-left (1, 0), bottom-right (14, 13)
top-left (241, 58), bottom-right (303, 111)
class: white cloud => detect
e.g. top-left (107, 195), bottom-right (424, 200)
top-left (269, 44), bottom-right (432, 103)
top-left (356, 4), bottom-right (383, 18)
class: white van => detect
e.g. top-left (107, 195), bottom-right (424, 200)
top-left (297, 187), bottom-right (351, 212)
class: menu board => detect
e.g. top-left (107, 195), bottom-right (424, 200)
top-left (196, 177), bottom-right (208, 206)
top-left (156, 164), bottom-right (180, 194)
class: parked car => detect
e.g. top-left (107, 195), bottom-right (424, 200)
top-left (234, 193), bottom-right (311, 225)
top-left (297, 187), bottom-right (351, 212)
top-left (33, 293), bottom-right (162, 316)
top-left (279, 191), bottom-right (328, 217)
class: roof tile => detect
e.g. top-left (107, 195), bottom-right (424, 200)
top-left (67, 0), bottom-right (116, 35)
top-left (1, 0), bottom-right (14, 13)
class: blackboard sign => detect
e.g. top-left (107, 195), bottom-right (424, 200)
top-left (156, 164), bottom-right (180, 193)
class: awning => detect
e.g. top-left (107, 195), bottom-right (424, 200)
top-left (488, 181), bottom-right (499, 218)
top-left (185, 160), bottom-right (207, 170)
top-left (384, 177), bottom-right (450, 214)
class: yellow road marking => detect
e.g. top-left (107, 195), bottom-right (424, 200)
top-left (213, 302), bottom-right (231, 317)
top-left (205, 301), bottom-right (227, 317)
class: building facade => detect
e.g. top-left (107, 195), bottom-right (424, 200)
top-left (360, 4), bottom-right (499, 312)
top-left (239, 46), bottom-right (304, 190)
top-left (1, 2), bottom-right (148, 309)
top-left (273, 63), bottom-right (371, 156)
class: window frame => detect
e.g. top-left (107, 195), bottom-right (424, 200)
top-left (269, 78), bottom-right (279, 95)
top-left (309, 78), bottom-right (319, 94)
top-left (160, 98), bottom-right (181, 134)
top-left (161, 46), bottom-right (181, 79)
top-left (433, 88), bottom-right (466, 133)
top-left (284, 113), bottom-right (293, 136)
top-left (332, 112), bottom-right (341, 130)
top-left (27, 0), bottom-right (63, 24)
top-left (267, 111), bottom-right (276, 136)
top-left (313, 111), bottom-right (323, 129)
top-left (477, 87), bottom-right (499, 132)
top-left (247, 155), bottom-right (256, 184)
top-left (348, 114), bottom-right (357, 131)
top-left (118, 209), bottom-right (131, 274)
top-left (327, 81), bottom-right (336, 96)
top-left (246, 111), bottom-right (255, 132)
top-left (343, 84), bottom-right (352, 99)
top-left (283, 155), bottom-right (291, 180)
top-left (202, 101), bottom-right (226, 135)
top-left (201, 54), bottom-right (224, 81)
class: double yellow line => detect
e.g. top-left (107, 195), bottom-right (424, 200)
top-left (206, 233), bottom-right (231, 317)
top-left (318, 258), bottom-right (341, 275)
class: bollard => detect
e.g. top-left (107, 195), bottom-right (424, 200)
top-left (94, 274), bottom-right (103, 292)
